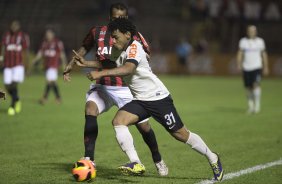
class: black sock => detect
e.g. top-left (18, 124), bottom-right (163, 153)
top-left (84, 115), bottom-right (98, 161)
top-left (43, 84), bottom-right (51, 99)
top-left (52, 83), bottom-right (61, 99)
top-left (139, 128), bottom-right (162, 163)
top-left (9, 84), bottom-right (19, 107)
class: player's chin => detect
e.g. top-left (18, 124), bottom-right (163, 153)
top-left (114, 44), bottom-right (122, 51)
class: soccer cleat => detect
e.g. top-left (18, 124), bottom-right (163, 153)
top-left (118, 162), bottom-right (145, 176)
top-left (15, 101), bottom-right (22, 113)
top-left (80, 157), bottom-right (96, 168)
top-left (155, 160), bottom-right (168, 176)
top-left (7, 107), bottom-right (16, 116)
top-left (210, 153), bottom-right (224, 181)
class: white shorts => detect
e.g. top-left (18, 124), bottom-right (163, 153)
top-left (86, 84), bottom-right (148, 123)
top-left (3, 65), bottom-right (25, 85)
top-left (46, 68), bottom-right (58, 81)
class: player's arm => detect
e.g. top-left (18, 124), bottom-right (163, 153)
top-left (0, 46), bottom-right (4, 64)
top-left (23, 34), bottom-right (30, 74)
top-left (72, 50), bottom-right (101, 68)
top-left (32, 51), bottom-right (43, 65)
top-left (60, 51), bottom-right (67, 70)
top-left (236, 49), bottom-right (243, 71)
top-left (262, 50), bottom-right (269, 76)
top-left (63, 47), bottom-right (87, 82)
top-left (87, 61), bottom-right (136, 81)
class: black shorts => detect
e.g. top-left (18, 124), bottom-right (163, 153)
top-left (243, 69), bottom-right (262, 88)
top-left (120, 95), bottom-right (184, 132)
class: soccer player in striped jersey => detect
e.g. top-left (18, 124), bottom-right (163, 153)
top-left (237, 25), bottom-right (269, 114)
top-left (0, 20), bottom-right (30, 116)
top-left (75, 18), bottom-right (223, 181)
top-left (63, 3), bottom-right (168, 176)
top-left (32, 29), bottom-right (67, 104)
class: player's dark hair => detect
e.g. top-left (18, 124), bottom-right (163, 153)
top-left (108, 18), bottom-right (137, 37)
top-left (110, 3), bottom-right (128, 17)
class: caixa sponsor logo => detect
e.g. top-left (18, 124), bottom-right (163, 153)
top-left (97, 46), bottom-right (112, 55)
top-left (6, 44), bottom-right (22, 51)
top-left (100, 31), bottom-right (106, 35)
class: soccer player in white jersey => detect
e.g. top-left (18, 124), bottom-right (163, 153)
top-left (74, 18), bottom-right (224, 181)
top-left (64, 3), bottom-right (168, 176)
top-left (237, 25), bottom-right (269, 114)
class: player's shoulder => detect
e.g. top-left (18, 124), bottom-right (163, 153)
top-left (128, 40), bottom-right (143, 52)
top-left (130, 40), bottom-right (142, 48)
top-left (256, 37), bottom-right (265, 42)
top-left (240, 37), bottom-right (248, 42)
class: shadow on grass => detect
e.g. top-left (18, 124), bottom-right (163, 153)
top-left (37, 162), bottom-right (205, 183)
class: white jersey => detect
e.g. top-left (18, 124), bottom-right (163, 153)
top-left (115, 40), bottom-right (169, 101)
top-left (239, 37), bottom-right (265, 71)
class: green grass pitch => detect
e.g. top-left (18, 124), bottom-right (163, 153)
top-left (0, 74), bottom-right (281, 184)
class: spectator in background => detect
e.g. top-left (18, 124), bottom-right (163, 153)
top-left (264, 1), bottom-right (281, 21)
top-left (0, 20), bottom-right (29, 116)
top-left (237, 25), bottom-right (269, 114)
top-left (243, 0), bottom-right (261, 20)
top-left (32, 29), bottom-right (67, 105)
top-left (175, 38), bottom-right (192, 70)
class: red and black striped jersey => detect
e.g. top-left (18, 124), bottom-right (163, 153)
top-left (1, 31), bottom-right (30, 68)
top-left (39, 38), bottom-right (64, 69)
top-left (82, 25), bottom-right (150, 87)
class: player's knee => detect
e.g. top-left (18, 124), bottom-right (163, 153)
top-left (171, 127), bottom-right (189, 143)
top-left (136, 121), bottom-right (151, 133)
top-left (85, 101), bottom-right (99, 116)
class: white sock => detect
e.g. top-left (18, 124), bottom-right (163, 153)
top-left (186, 132), bottom-right (217, 164)
top-left (114, 125), bottom-right (141, 163)
top-left (247, 90), bottom-right (254, 111)
top-left (253, 87), bottom-right (261, 112)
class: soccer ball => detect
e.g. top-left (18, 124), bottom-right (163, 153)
top-left (72, 160), bottom-right (96, 182)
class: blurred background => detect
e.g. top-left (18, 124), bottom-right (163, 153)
top-left (1, 0), bottom-right (282, 76)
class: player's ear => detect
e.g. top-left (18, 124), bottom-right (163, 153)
top-left (125, 31), bottom-right (131, 39)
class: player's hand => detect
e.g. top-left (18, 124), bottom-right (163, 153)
top-left (72, 50), bottom-right (87, 67)
top-left (0, 90), bottom-right (6, 100)
top-left (87, 71), bottom-right (101, 81)
top-left (63, 62), bottom-right (74, 82)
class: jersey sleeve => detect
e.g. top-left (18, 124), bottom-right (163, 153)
top-left (82, 27), bottom-right (96, 52)
top-left (239, 38), bottom-right (245, 50)
top-left (126, 42), bottom-right (142, 66)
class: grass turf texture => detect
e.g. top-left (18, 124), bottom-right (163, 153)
top-left (0, 74), bottom-right (281, 184)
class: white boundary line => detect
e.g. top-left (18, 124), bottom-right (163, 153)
top-left (196, 159), bottom-right (282, 184)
